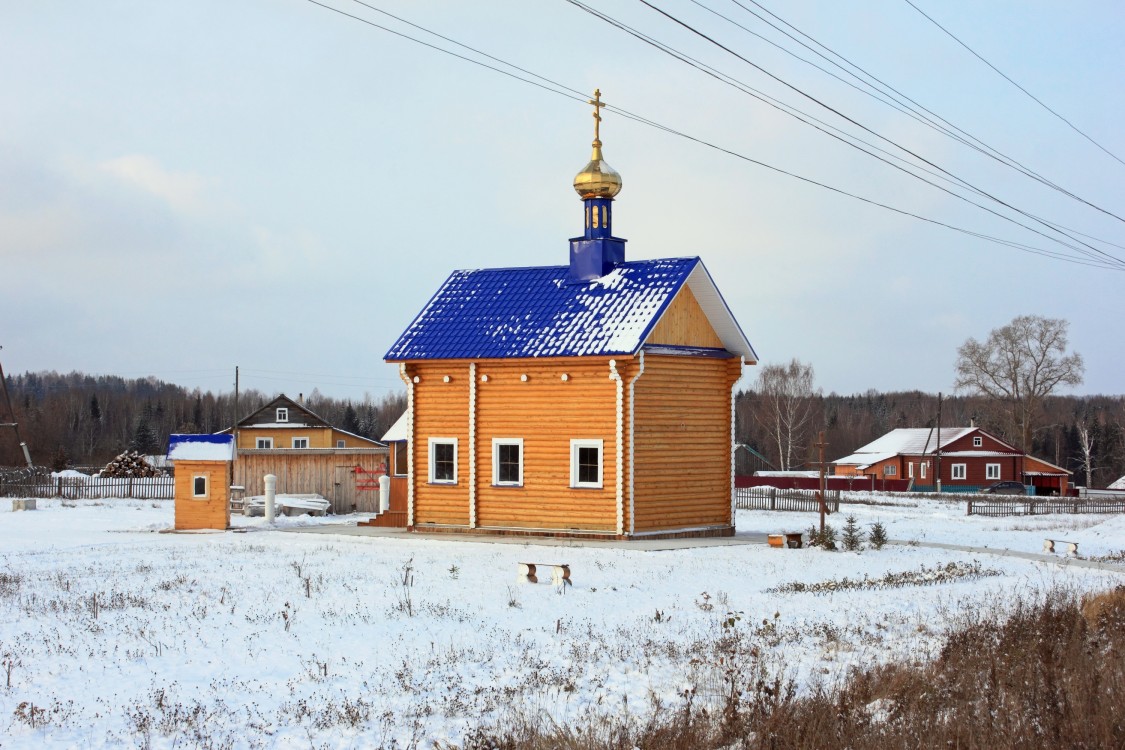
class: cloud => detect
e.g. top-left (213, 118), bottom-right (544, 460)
top-left (98, 154), bottom-right (210, 216)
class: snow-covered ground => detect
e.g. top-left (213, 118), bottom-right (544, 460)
top-left (0, 497), bottom-right (1121, 748)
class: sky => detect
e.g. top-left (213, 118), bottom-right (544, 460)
top-left (2, 0), bottom-right (1123, 401)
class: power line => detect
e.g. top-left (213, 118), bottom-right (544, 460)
top-left (303, 0), bottom-right (1124, 271)
top-left (711, 0), bottom-right (1125, 235)
top-left (607, 0), bottom-right (1125, 267)
top-left (902, 0), bottom-right (1125, 169)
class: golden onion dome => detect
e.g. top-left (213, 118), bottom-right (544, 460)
top-left (573, 89), bottom-right (623, 200)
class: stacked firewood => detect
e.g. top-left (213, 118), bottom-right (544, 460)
top-left (100, 451), bottom-right (161, 478)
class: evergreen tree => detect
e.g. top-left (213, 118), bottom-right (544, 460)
top-left (842, 515), bottom-right (865, 551)
top-left (129, 418), bottom-right (160, 455)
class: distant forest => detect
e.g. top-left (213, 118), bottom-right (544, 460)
top-left (0, 371), bottom-right (405, 471)
top-left (2, 370), bottom-right (1123, 488)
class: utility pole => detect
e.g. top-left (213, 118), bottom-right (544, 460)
top-left (233, 366), bottom-right (239, 454)
top-left (0, 347), bottom-right (34, 469)
top-left (815, 430), bottom-right (829, 533)
top-left (935, 392), bottom-right (943, 494)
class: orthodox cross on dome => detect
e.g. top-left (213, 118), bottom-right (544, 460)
top-left (589, 88), bottom-right (606, 145)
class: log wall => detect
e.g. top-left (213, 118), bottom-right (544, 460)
top-left (631, 354), bottom-right (740, 532)
top-left (174, 460), bottom-right (231, 530)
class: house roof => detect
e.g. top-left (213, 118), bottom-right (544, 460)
top-left (384, 257), bottom-right (756, 362)
top-left (381, 411), bottom-right (408, 442)
top-left (1108, 476), bottom-right (1125, 490)
top-left (235, 395), bottom-right (331, 429)
top-left (168, 434), bottom-right (234, 462)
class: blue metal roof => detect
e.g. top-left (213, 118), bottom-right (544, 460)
top-left (385, 258), bottom-right (705, 360)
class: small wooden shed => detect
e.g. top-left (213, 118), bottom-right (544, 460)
top-left (168, 434), bottom-right (235, 530)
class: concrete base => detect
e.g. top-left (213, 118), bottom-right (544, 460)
top-left (11, 499), bottom-right (37, 511)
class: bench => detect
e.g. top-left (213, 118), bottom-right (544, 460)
top-left (518, 563), bottom-right (571, 586)
top-left (767, 532), bottom-right (804, 549)
top-left (1043, 539), bottom-right (1079, 557)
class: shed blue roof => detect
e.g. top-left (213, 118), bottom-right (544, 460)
top-left (385, 257), bottom-right (753, 361)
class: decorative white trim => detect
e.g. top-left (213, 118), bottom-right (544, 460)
top-left (291, 437), bottom-right (310, 449)
top-left (276, 407), bottom-right (289, 423)
top-left (608, 359), bottom-right (624, 535)
top-left (256, 437), bottom-right (273, 450)
top-left (469, 362), bottom-right (477, 528)
top-left (560, 373), bottom-right (569, 382)
top-left (399, 363), bottom-right (415, 526)
top-left (730, 356), bottom-right (744, 526)
top-left (986, 463), bottom-right (1001, 480)
top-left (443, 375), bottom-right (451, 383)
top-left (951, 463), bottom-right (967, 480)
top-left (627, 351), bottom-right (644, 536)
top-left (192, 475), bottom-right (208, 498)
top-left (520, 373), bottom-right (528, 382)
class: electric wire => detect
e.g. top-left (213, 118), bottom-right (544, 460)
top-left (304, 0), bottom-right (1124, 271)
top-left (716, 0), bottom-right (1125, 235)
top-left (903, 0), bottom-right (1125, 169)
top-left (609, 0), bottom-right (1125, 267)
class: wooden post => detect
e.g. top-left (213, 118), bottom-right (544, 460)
top-left (966, 497), bottom-right (973, 515)
top-left (816, 431), bottom-right (828, 533)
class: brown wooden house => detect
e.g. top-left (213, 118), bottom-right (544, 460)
top-left (383, 103), bottom-right (757, 538)
top-left (832, 427), bottom-right (1070, 495)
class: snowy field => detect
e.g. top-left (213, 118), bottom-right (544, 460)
top-left (0, 497), bottom-right (1122, 749)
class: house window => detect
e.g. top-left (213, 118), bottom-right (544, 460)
top-left (292, 437), bottom-right (309, 449)
top-left (570, 439), bottom-right (603, 488)
top-left (973, 436), bottom-right (982, 447)
top-left (951, 464), bottom-right (967, 480)
top-left (986, 463), bottom-right (1001, 480)
top-left (908, 463), bottom-right (914, 479)
top-left (256, 437), bottom-right (273, 449)
top-left (277, 408), bottom-right (289, 423)
top-left (428, 438), bottom-right (457, 484)
top-left (920, 462), bottom-right (927, 479)
top-left (884, 465), bottom-right (897, 476)
top-left (192, 475), bottom-right (208, 498)
top-left (394, 443), bottom-right (408, 476)
top-left (492, 438), bottom-right (523, 486)
top-left (336, 439), bottom-right (346, 448)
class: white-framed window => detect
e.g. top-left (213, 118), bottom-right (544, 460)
top-left (336, 439), bottom-right (346, 448)
top-left (292, 437), bottom-right (309, 449)
top-left (884, 465), bottom-right (897, 476)
top-left (951, 464), bottom-right (967, 480)
top-left (256, 437), bottom-right (273, 449)
top-left (428, 438), bottom-right (458, 484)
top-left (973, 436), bottom-right (982, 447)
top-left (491, 438), bottom-right (524, 486)
top-left (920, 462), bottom-right (927, 479)
top-left (908, 462), bottom-right (914, 479)
top-left (192, 475), bottom-right (208, 498)
top-left (986, 463), bottom-right (1001, 480)
top-left (277, 407), bottom-right (289, 423)
top-left (570, 439), bottom-right (603, 488)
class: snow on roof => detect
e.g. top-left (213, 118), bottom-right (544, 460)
top-left (384, 257), bottom-right (756, 361)
top-left (168, 434), bottom-right (234, 462)
top-left (847, 427), bottom-right (977, 457)
top-left (381, 411), bottom-right (408, 442)
top-left (832, 451), bottom-right (897, 469)
top-left (1109, 476), bottom-right (1125, 491)
top-left (755, 471), bottom-right (819, 478)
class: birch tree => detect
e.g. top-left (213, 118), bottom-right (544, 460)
top-left (954, 315), bottom-right (1084, 450)
top-left (753, 359), bottom-right (818, 470)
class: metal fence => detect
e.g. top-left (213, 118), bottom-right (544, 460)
top-left (734, 486), bottom-right (841, 513)
top-left (966, 496), bottom-right (1125, 517)
top-left (0, 476), bottom-right (174, 500)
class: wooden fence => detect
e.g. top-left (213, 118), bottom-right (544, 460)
top-left (0, 476), bottom-right (174, 500)
top-left (967, 496), bottom-right (1125, 517)
top-left (233, 448), bottom-right (390, 515)
top-left (734, 486), bottom-right (841, 513)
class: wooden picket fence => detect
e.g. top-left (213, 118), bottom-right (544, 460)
top-left (967, 496), bottom-right (1125, 517)
top-left (0, 476), bottom-right (174, 500)
top-left (734, 486), bottom-right (840, 513)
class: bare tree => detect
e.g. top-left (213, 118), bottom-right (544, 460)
top-left (752, 359), bottom-right (818, 470)
top-left (954, 315), bottom-right (1084, 450)
top-left (1075, 423), bottom-right (1096, 488)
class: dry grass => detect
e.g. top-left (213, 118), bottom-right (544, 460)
top-left (463, 586), bottom-right (1125, 749)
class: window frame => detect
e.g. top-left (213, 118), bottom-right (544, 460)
top-left (570, 439), bottom-right (604, 489)
top-left (884, 464), bottom-right (897, 476)
top-left (907, 462), bottom-right (914, 479)
top-left (920, 462), bottom-right (927, 479)
top-left (292, 437), bottom-right (309, 449)
top-left (336, 439), bottom-right (346, 449)
top-left (491, 438), bottom-right (524, 487)
top-left (277, 407), bottom-right (289, 423)
top-left (192, 475), bottom-right (208, 498)
top-left (951, 463), bottom-right (967, 480)
top-left (393, 443), bottom-right (408, 476)
top-left (428, 438), bottom-right (458, 484)
top-left (973, 436), bottom-right (982, 447)
top-left (986, 463), bottom-right (1001, 480)
top-left (256, 437), bottom-right (273, 449)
